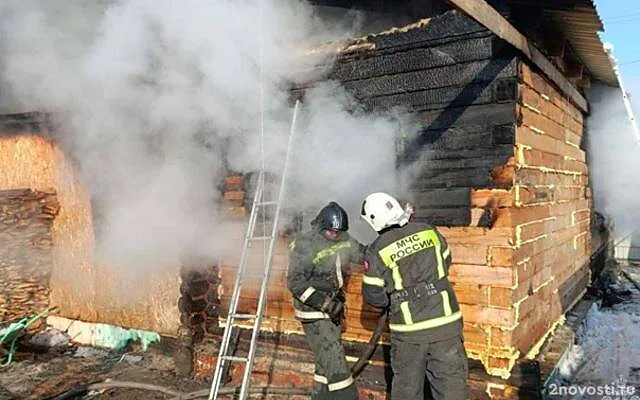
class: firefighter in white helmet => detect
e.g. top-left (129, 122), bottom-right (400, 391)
top-left (360, 192), bottom-right (468, 400)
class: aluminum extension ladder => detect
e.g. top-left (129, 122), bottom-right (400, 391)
top-left (208, 100), bottom-right (301, 400)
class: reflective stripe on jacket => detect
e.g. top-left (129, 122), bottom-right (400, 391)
top-left (287, 229), bottom-right (365, 321)
top-left (362, 222), bottom-right (462, 335)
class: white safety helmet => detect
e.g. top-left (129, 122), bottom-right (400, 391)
top-left (360, 192), bottom-right (410, 232)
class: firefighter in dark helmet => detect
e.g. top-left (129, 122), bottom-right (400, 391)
top-left (287, 201), bottom-right (365, 399)
top-left (360, 192), bottom-right (468, 400)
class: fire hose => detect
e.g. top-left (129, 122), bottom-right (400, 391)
top-left (0, 307), bottom-right (57, 368)
top-left (48, 310), bottom-right (388, 399)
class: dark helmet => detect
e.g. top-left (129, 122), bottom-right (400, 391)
top-left (311, 202), bottom-right (349, 232)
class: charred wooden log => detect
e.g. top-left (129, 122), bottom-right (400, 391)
top-left (180, 313), bottom-right (205, 327)
top-left (344, 11), bottom-right (488, 54)
top-left (178, 263), bottom-right (220, 351)
top-left (294, 12), bottom-right (521, 230)
top-left (363, 78), bottom-right (517, 112)
top-left (192, 325), bottom-right (205, 344)
top-left (0, 112), bottom-right (52, 134)
top-left (204, 317), bottom-right (219, 335)
top-left (413, 102), bottom-right (516, 131)
top-left (342, 57), bottom-right (518, 99)
top-left (205, 290), bottom-right (218, 307)
top-left (331, 35), bottom-right (500, 82)
top-left (178, 297), bottom-right (207, 314)
top-left (180, 280), bottom-right (210, 298)
top-left (267, 8), bottom-right (593, 382)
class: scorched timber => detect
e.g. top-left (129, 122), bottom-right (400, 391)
top-left (397, 128), bottom-right (515, 168)
top-left (411, 102), bottom-right (516, 131)
top-left (447, 0), bottom-right (588, 112)
top-left (414, 145), bottom-right (514, 162)
top-left (363, 78), bottom-right (517, 112)
top-left (341, 57), bottom-right (518, 99)
top-left (331, 34), bottom-right (501, 81)
top-left (410, 152), bottom-right (514, 172)
top-left (403, 124), bottom-right (515, 151)
top-left (206, 8), bottom-right (600, 390)
top-left (409, 164), bottom-right (512, 188)
top-left (343, 11), bottom-right (488, 53)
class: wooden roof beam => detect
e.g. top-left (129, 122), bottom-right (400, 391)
top-left (565, 57), bottom-right (584, 79)
top-left (446, 0), bottom-right (589, 113)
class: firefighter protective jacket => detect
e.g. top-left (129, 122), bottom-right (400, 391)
top-left (362, 222), bottom-right (462, 342)
top-left (287, 229), bottom-right (365, 321)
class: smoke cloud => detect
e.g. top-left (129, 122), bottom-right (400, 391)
top-left (0, 0), bottom-right (408, 274)
top-left (585, 80), bottom-right (640, 242)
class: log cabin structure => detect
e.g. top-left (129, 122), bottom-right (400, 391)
top-left (0, 0), bottom-right (618, 398)
top-left (201, 1), bottom-right (617, 398)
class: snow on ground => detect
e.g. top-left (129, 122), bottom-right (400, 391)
top-left (552, 265), bottom-right (640, 399)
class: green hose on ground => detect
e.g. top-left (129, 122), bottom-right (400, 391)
top-left (0, 307), bottom-right (56, 368)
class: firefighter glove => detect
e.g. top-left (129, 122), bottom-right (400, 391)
top-left (321, 294), bottom-right (344, 323)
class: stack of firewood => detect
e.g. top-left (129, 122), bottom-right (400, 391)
top-left (0, 189), bottom-right (59, 323)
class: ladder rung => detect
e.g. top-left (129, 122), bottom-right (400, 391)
top-left (231, 313), bottom-right (257, 319)
top-left (248, 235), bottom-right (274, 241)
top-left (210, 100), bottom-right (301, 400)
top-left (222, 355), bottom-right (248, 363)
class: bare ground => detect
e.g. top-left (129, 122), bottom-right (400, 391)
top-left (0, 344), bottom-right (208, 400)
top-left (0, 341), bottom-right (311, 400)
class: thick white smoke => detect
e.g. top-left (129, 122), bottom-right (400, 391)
top-left (0, 0), bottom-right (406, 273)
top-left (585, 80), bottom-right (640, 250)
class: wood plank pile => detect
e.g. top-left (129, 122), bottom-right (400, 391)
top-left (0, 121), bottom-right (182, 336)
top-left (0, 189), bottom-right (59, 323)
top-left (0, 127), bottom-right (96, 329)
top-left (215, 10), bottom-right (596, 396)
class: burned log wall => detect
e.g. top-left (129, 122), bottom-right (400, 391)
top-left (214, 10), bottom-right (592, 394)
top-left (328, 9), bottom-right (530, 376)
top-left (326, 10), bottom-right (519, 228)
top-left (327, 9), bottom-right (591, 383)
top-left (217, 9), bottom-right (523, 357)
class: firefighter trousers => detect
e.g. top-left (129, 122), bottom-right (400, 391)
top-left (302, 319), bottom-right (358, 400)
top-left (390, 334), bottom-right (468, 400)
